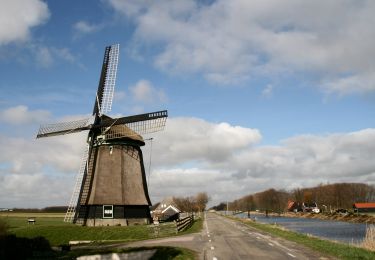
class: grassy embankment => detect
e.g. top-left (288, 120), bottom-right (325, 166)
top-left (225, 214), bottom-right (375, 260)
top-left (0, 212), bottom-right (201, 259)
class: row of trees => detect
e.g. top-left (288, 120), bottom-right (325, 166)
top-left (173, 192), bottom-right (209, 212)
top-left (214, 182), bottom-right (375, 213)
top-left (8, 206), bottom-right (68, 213)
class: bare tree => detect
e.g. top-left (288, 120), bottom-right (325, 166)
top-left (196, 192), bottom-right (209, 212)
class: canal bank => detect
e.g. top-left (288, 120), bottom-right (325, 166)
top-left (279, 210), bottom-right (375, 224)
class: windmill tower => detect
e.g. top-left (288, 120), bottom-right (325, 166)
top-left (36, 44), bottom-right (167, 226)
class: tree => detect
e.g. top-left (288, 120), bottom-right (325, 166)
top-left (173, 196), bottom-right (196, 212)
top-left (196, 192), bottom-right (209, 212)
top-left (211, 202), bottom-right (226, 211)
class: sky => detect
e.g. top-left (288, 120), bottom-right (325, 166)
top-left (0, 0), bottom-right (375, 208)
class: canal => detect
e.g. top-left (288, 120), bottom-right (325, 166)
top-left (231, 212), bottom-right (370, 244)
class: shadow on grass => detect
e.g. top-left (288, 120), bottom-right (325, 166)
top-left (123, 246), bottom-right (193, 260)
top-left (62, 246), bottom-right (196, 260)
top-left (0, 234), bottom-right (56, 259)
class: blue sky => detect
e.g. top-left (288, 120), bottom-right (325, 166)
top-left (0, 0), bottom-right (375, 208)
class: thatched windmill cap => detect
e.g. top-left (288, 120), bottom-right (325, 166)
top-left (103, 124), bottom-right (145, 145)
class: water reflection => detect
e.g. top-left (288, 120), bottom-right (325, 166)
top-left (232, 212), bottom-right (368, 244)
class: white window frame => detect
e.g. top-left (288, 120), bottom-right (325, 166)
top-left (103, 205), bottom-right (113, 219)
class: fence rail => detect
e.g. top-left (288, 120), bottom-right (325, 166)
top-left (176, 215), bottom-right (194, 232)
top-left (150, 215), bottom-right (195, 237)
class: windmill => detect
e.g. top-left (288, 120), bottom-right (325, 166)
top-left (36, 44), bottom-right (167, 226)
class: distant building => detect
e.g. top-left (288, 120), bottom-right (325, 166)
top-left (353, 202), bottom-right (375, 213)
top-left (151, 197), bottom-right (181, 222)
top-left (302, 202), bottom-right (320, 213)
top-left (287, 201), bottom-right (301, 212)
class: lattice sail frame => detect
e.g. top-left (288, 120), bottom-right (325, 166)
top-left (102, 117), bottom-right (167, 140)
top-left (37, 118), bottom-right (91, 138)
top-left (100, 44), bottom-right (119, 115)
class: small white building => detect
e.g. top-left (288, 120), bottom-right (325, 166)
top-left (152, 197), bottom-right (181, 222)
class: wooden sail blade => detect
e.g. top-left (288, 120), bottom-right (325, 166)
top-left (36, 118), bottom-right (91, 138)
top-left (100, 110), bottom-right (168, 127)
top-left (125, 116), bottom-right (167, 135)
top-left (97, 110), bottom-right (168, 139)
top-left (92, 44), bottom-right (119, 116)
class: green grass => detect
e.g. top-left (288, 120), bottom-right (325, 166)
top-left (180, 218), bottom-right (203, 235)
top-left (1, 215), bottom-right (151, 246)
top-left (1, 213), bottom-right (202, 260)
top-left (226, 215), bottom-right (375, 260)
top-left (1, 213), bottom-right (204, 247)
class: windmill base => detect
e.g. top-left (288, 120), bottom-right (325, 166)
top-left (76, 204), bottom-right (151, 226)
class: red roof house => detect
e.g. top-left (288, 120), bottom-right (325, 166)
top-left (353, 203), bottom-right (375, 213)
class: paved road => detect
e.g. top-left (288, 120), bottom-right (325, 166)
top-left (203, 212), bottom-right (332, 259)
top-left (77, 213), bottom-right (334, 259)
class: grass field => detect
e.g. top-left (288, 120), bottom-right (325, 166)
top-left (0, 212), bottom-right (65, 218)
top-left (0, 212), bottom-right (201, 259)
top-left (0, 212), bottom-right (202, 246)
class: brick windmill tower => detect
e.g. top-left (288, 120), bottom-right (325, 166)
top-left (37, 44), bottom-right (167, 226)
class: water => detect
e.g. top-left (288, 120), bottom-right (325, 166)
top-left (232, 212), bottom-right (369, 244)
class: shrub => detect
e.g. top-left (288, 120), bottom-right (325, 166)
top-left (361, 225), bottom-right (375, 251)
top-left (0, 219), bottom-right (8, 237)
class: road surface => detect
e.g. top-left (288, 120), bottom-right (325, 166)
top-left (203, 212), bottom-right (332, 259)
top-left (77, 212), bottom-right (334, 259)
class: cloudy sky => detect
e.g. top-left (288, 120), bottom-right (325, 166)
top-left (0, 0), bottom-right (375, 208)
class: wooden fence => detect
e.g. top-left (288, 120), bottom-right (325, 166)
top-left (150, 215), bottom-right (194, 237)
top-left (176, 215), bottom-right (194, 232)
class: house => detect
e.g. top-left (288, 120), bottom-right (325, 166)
top-left (353, 202), bottom-right (375, 213)
top-left (287, 200), bottom-right (301, 212)
top-left (302, 202), bottom-right (320, 213)
top-left (151, 197), bottom-right (181, 222)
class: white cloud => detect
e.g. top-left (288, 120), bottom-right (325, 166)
top-left (129, 80), bottom-right (167, 104)
top-left (113, 90), bottom-right (126, 102)
top-left (32, 46), bottom-right (77, 68)
top-left (262, 84), bottom-right (273, 98)
top-left (149, 117), bottom-right (262, 165)
top-left (0, 0), bottom-right (50, 45)
top-left (108, 0), bottom-right (375, 94)
top-left (0, 132), bottom-right (86, 175)
top-left (0, 105), bottom-right (51, 125)
top-left (0, 173), bottom-right (75, 208)
top-left (2, 110), bottom-right (375, 207)
top-left (73, 21), bottom-right (101, 34)
top-left (53, 47), bottom-right (76, 63)
top-left (35, 46), bottom-right (53, 67)
top-left (147, 127), bottom-right (375, 206)
top-left (0, 130), bottom-right (86, 208)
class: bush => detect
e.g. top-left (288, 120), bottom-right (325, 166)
top-left (0, 219), bottom-right (8, 237)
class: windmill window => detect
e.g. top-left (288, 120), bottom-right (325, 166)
top-left (103, 205), bottom-right (113, 218)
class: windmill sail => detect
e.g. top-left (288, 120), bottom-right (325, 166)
top-left (98, 110), bottom-right (168, 139)
top-left (93, 44), bottom-right (119, 116)
top-left (64, 144), bottom-right (89, 223)
top-left (36, 118), bottom-right (91, 138)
